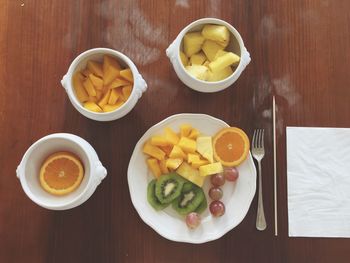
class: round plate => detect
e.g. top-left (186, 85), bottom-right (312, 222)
top-left (127, 113), bottom-right (256, 243)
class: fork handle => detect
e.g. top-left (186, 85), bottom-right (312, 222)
top-left (256, 161), bottom-right (267, 231)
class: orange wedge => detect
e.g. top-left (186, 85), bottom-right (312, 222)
top-left (213, 127), bottom-right (250, 167)
top-left (39, 152), bottom-right (84, 195)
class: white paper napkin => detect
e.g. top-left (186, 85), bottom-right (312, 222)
top-left (287, 127), bottom-right (350, 238)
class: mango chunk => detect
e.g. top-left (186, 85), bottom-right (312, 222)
top-left (207, 66), bottom-right (233, 82)
top-left (83, 101), bottom-right (102, 112)
top-left (72, 72), bottom-right (88, 102)
top-left (87, 60), bottom-right (103, 78)
top-left (102, 101), bottom-right (124, 112)
top-left (209, 52), bottom-right (240, 73)
top-left (95, 90), bottom-right (103, 100)
top-left (202, 24), bottom-right (230, 47)
top-left (187, 153), bottom-right (209, 168)
top-left (164, 127), bottom-right (180, 145)
top-left (103, 55), bottom-right (121, 85)
top-left (143, 142), bottom-right (166, 160)
top-left (98, 89), bottom-right (111, 108)
top-left (122, 85), bottom-right (132, 100)
top-left (202, 40), bottom-right (224, 61)
top-left (106, 78), bottom-right (130, 89)
top-left (180, 124), bottom-right (192, 137)
top-left (191, 159), bottom-right (210, 169)
top-left (180, 51), bottom-right (188, 66)
top-left (178, 137), bottom-right (196, 153)
top-left (83, 78), bottom-right (97, 97)
top-left (196, 136), bottom-right (214, 163)
top-left (88, 74), bottom-right (103, 90)
top-left (120, 68), bottom-right (133, 82)
top-left (151, 136), bottom-right (169, 147)
top-left (159, 145), bottom-right (173, 157)
top-left (185, 65), bottom-right (208, 80)
top-left (188, 128), bottom-right (200, 139)
top-left (159, 159), bottom-right (169, 174)
top-left (108, 89), bottom-right (120, 105)
top-left (169, 145), bottom-right (187, 159)
top-left (176, 162), bottom-right (205, 187)
top-left (183, 32), bottom-right (205, 57)
top-left (147, 158), bottom-right (162, 178)
top-left (87, 96), bottom-right (98, 103)
top-left (190, 51), bottom-right (206, 65)
top-left (199, 162), bottom-right (223, 177)
top-left (82, 68), bottom-right (92, 77)
top-left (166, 158), bottom-right (183, 170)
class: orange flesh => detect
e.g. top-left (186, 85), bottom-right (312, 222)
top-left (214, 132), bottom-right (245, 162)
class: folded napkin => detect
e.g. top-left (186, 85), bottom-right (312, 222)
top-left (287, 127), bottom-right (350, 238)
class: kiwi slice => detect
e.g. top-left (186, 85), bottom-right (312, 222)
top-left (172, 183), bottom-right (205, 215)
top-left (147, 179), bottom-right (169, 211)
top-left (155, 173), bottom-right (185, 204)
top-left (195, 195), bottom-right (208, 214)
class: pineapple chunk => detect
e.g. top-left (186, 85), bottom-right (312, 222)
top-left (207, 66), bottom-right (233, 82)
top-left (102, 101), bottom-right (124, 112)
top-left (209, 52), bottom-right (240, 73)
top-left (202, 24), bottom-right (230, 47)
top-left (120, 68), bottom-right (133, 82)
top-left (180, 124), bottom-right (192, 137)
top-left (202, 40), bottom-right (224, 61)
top-left (180, 51), bottom-right (188, 66)
top-left (169, 145), bottom-right (187, 159)
top-left (190, 51), bottom-right (206, 65)
top-left (89, 74), bottom-right (103, 90)
top-left (214, 50), bottom-right (228, 60)
top-left (164, 127), bottom-right (180, 145)
top-left (187, 153), bottom-right (201, 164)
top-left (196, 136), bottom-right (214, 163)
top-left (143, 142), bottom-right (166, 160)
top-left (87, 60), bottom-right (103, 78)
top-left (122, 85), bottom-right (132, 101)
top-left (183, 32), bottom-right (205, 57)
top-left (83, 78), bottom-right (97, 97)
top-left (159, 159), bottom-right (169, 174)
top-left (72, 72), bottom-right (88, 102)
top-left (147, 158), bottom-right (162, 178)
top-left (199, 162), bottom-right (223, 177)
top-left (188, 128), bottom-right (200, 139)
top-left (166, 158), bottom-right (183, 170)
top-left (106, 78), bottom-right (130, 89)
top-left (176, 162), bottom-right (205, 187)
top-left (103, 55), bottom-right (121, 85)
top-left (185, 65), bottom-right (208, 80)
top-left (151, 136), bottom-right (169, 147)
top-left (108, 89), bottom-right (120, 105)
top-left (83, 101), bottom-right (103, 112)
top-left (178, 137), bottom-right (196, 153)
top-left (98, 89), bottom-right (111, 108)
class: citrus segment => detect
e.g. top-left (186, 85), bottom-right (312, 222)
top-left (39, 152), bottom-right (84, 195)
top-left (213, 127), bottom-right (250, 167)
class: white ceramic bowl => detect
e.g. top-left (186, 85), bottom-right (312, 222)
top-left (61, 48), bottom-right (147, 121)
top-left (166, 18), bottom-right (251, 93)
top-left (16, 133), bottom-right (107, 210)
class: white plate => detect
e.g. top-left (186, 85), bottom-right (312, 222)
top-left (127, 113), bottom-right (256, 243)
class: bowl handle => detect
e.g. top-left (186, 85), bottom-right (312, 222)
top-left (134, 74), bottom-right (148, 99)
top-left (61, 74), bottom-right (68, 91)
top-left (240, 48), bottom-right (251, 69)
top-left (16, 165), bottom-right (23, 179)
top-left (93, 161), bottom-right (107, 187)
top-left (166, 41), bottom-right (177, 64)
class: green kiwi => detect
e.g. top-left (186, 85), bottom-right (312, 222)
top-left (147, 179), bottom-right (169, 211)
top-left (172, 183), bottom-right (205, 215)
top-left (155, 173), bottom-right (185, 204)
top-left (195, 195), bottom-right (208, 214)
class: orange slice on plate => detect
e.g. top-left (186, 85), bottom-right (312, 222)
top-left (213, 127), bottom-right (250, 167)
top-left (39, 151), bottom-right (84, 195)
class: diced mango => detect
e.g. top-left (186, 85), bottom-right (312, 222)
top-left (159, 159), bottom-right (169, 174)
top-left (106, 78), bottom-right (130, 89)
top-left (169, 145), bottom-right (187, 159)
top-left (180, 124), bottom-right (192, 137)
top-left (187, 153), bottom-right (201, 164)
top-left (147, 158), bottom-right (162, 178)
top-left (151, 136), bottom-right (169, 147)
top-left (87, 96), bottom-right (98, 103)
top-left (82, 68), bottom-right (92, 77)
top-left (185, 65), bottom-right (208, 80)
top-left (120, 68), bottom-right (133, 82)
top-left (102, 101), bottom-right (124, 112)
top-left (188, 128), bottom-right (200, 139)
top-left (95, 90), bottom-right (103, 100)
top-left (164, 127), bottom-right (180, 145)
top-left (202, 25), bottom-right (230, 47)
top-left (108, 89), bottom-right (120, 105)
top-left (202, 40), bottom-right (224, 61)
top-left (199, 162), bottom-right (223, 177)
top-left (191, 159), bottom-right (209, 169)
top-left (72, 72), bottom-right (89, 102)
top-left (207, 66), bottom-right (233, 82)
top-left (159, 145), bottom-right (173, 157)
top-left (87, 60), bottom-right (103, 78)
top-left (122, 85), bottom-right (132, 101)
top-left (83, 101), bottom-right (103, 112)
top-left (89, 74), bottom-right (103, 90)
top-left (180, 51), bottom-right (188, 66)
top-left (196, 136), bottom-right (213, 163)
top-left (183, 32), bottom-right (205, 57)
top-left (83, 78), bottom-right (97, 97)
top-left (98, 89), bottom-right (111, 108)
top-left (176, 162), bottom-right (205, 187)
top-left (103, 55), bottom-right (121, 85)
top-left (208, 52), bottom-right (240, 73)
top-left (190, 51), bottom-right (206, 65)
top-left (178, 137), bottom-right (196, 153)
top-left (143, 142), bottom-right (166, 160)
top-left (166, 158), bottom-right (183, 170)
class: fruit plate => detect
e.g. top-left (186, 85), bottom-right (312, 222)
top-left (127, 113), bottom-right (256, 243)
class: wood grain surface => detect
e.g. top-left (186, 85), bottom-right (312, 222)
top-left (1, 0), bottom-right (349, 262)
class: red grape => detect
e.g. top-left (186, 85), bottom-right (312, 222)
top-left (209, 187), bottom-right (223, 200)
top-left (224, 167), bottom-right (239, 182)
top-left (211, 173), bottom-right (225, 186)
top-left (209, 201), bottom-right (225, 217)
top-left (186, 212), bottom-right (201, 229)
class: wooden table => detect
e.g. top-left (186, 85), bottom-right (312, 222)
top-left (1, 0), bottom-right (349, 262)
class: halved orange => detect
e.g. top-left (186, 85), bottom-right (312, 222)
top-left (213, 127), bottom-right (250, 167)
top-left (39, 151), bottom-right (84, 195)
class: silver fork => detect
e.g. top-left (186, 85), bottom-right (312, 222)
top-left (252, 129), bottom-right (267, 231)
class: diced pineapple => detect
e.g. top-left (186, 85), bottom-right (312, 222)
top-left (214, 50), bottom-right (228, 60)
top-left (164, 127), bottom-right (180, 145)
top-left (199, 162), bottom-right (223, 177)
top-left (190, 51), bottom-right (206, 65)
top-left (72, 72), bottom-right (89, 102)
top-left (83, 78), bottom-right (97, 97)
top-left (166, 158), bottom-right (183, 170)
top-left (102, 101), bottom-right (124, 112)
top-left (87, 60), bottom-right (103, 78)
top-left (147, 158), bottom-right (162, 178)
top-left (187, 153), bottom-right (201, 164)
top-left (98, 89), bottom-right (111, 108)
top-left (89, 74), bottom-right (103, 90)
top-left (202, 24), bottom-right (230, 47)
top-left (188, 128), bottom-right (200, 139)
top-left (180, 51), bottom-right (188, 66)
top-left (202, 40), bottom-right (224, 61)
top-left (169, 145), bottom-right (187, 159)
top-left (176, 162), bottom-right (205, 187)
top-left (103, 55), bottom-right (121, 85)
top-left (183, 32), bottom-right (205, 57)
top-left (185, 65), bottom-right (208, 80)
top-left (203, 60), bottom-right (210, 67)
top-left (143, 142), bottom-right (166, 160)
top-left (122, 85), bottom-right (132, 101)
top-left (106, 78), bottom-right (130, 89)
top-left (159, 159), bottom-right (169, 174)
top-left (178, 137), bottom-right (196, 153)
top-left (151, 136), bottom-right (169, 147)
top-left (180, 124), bottom-right (192, 137)
top-left (120, 68), bottom-right (133, 82)
top-left (196, 136), bottom-right (213, 163)
top-left (83, 101), bottom-right (103, 112)
top-left (209, 52), bottom-right (240, 73)
top-left (207, 66), bottom-right (233, 82)
top-left (108, 89), bottom-right (120, 105)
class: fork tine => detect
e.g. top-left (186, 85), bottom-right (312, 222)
top-left (257, 129), bottom-right (261, 148)
top-left (261, 129), bottom-right (265, 148)
top-left (252, 129), bottom-right (257, 148)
